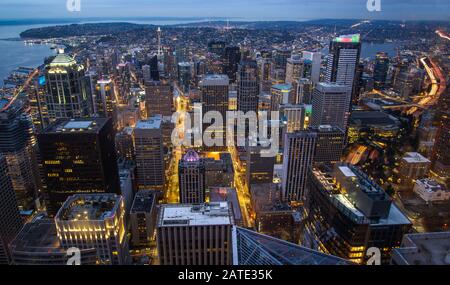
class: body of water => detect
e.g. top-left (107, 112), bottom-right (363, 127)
top-left (0, 19), bottom-right (202, 87)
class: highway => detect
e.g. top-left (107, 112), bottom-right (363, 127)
top-left (1, 68), bottom-right (39, 112)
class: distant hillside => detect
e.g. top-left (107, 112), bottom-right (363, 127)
top-left (20, 22), bottom-right (151, 39)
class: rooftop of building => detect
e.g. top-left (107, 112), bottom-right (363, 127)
top-left (350, 111), bottom-right (399, 126)
top-left (309, 124), bottom-right (345, 133)
top-left (272, 83), bottom-right (292, 91)
top-left (49, 53), bottom-right (77, 67)
top-left (130, 190), bottom-right (157, 214)
top-left (43, 118), bottom-right (109, 134)
top-left (402, 152), bottom-right (431, 164)
top-left (415, 179), bottom-right (448, 193)
top-left (135, 116), bottom-right (162, 130)
top-left (315, 82), bottom-right (348, 91)
top-left (312, 167), bottom-right (411, 226)
top-left (56, 194), bottom-right (122, 222)
top-left (200, 74), bottom-right (230, 86)
top-left (9, 217), bottom-right (63, 254)
top-left (392, 232), bottom-right (450, 265)
top-left (158, 202), bottom-right (233, 227)
top-left (333, 34), bottom-right (361, 43)
top-left (209, 187), bottom-right (242, 221)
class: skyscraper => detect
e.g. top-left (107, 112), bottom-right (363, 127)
top-left (311, 82), bottom-right (351, 130)
top-left (157, 203), bottom-right (234, 265)
top-left (431, 113), bottom-right (450, 187)
top-left (0, 98), bottom-right (37, 211)
top-left (237, 60), bottom-right (260, 113)
top-left (133, 117), bottom-right (165, 190)
top-left (302, 51), bottom-right (322, 84)
top-left (0, 155), bottom-right (23, 264)
top-left (177, 62), bottom-right (192, 93)
top-left (44, 52), bottom-right (90, 122)
top-left (325, 34), bottom-right (361, 98)
top-left (274, 48), bottom-right (291, 71)
top-left (92, 77), bottom-right (116, 118)
top-left (200, 74), bottom-right (229, 150)
top-left (373, 52), bottom-right (390, 89)
top-left (145, 80), bottom-right (173, 117)
top-left (178, 150), bottom-right (206, 204)
top-left (55, 194), bottom-right (130, 265)
top-left (224, 46), bottom-right (241, 82)
top-left (285, 55), bottom-right (304, 84)
top-left (38, 118), bottom-right (120, 215)
top-left (282, 131), bottom-right (317, 201)
top-left (309, 125), bottom-right (346, 166)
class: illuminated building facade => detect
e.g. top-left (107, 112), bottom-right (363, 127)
top-left (133, 117), bottom-right (165, 190)
top-left (130, 190), bottom-right (158, 247)
top-left (282, 131), bottom-right (317, 201)
top-left (178, 150), bottom-right (206, 204)
top-left (373, 52), bottom-right (390, 89)
top-left (145, 80), bottom-right (173, 117)
top-left (309, 125), bottom-right (345, 166)
top-left (92, 77), bottom-right (116, 118)
top-left (270, 84), bottom-right (293, 112)
top-left (44, 52), bottom-right (90, 122)
top-left (431, 113), bottom-right (450, 187)
top-left (399, 152), bottom-right (431, 186)
top-left (55, 194), bottom-right (129, 265)
top-left (9, 218), bottom-right (97, 265)
top-left (246, 145), bottom-right (275, 185)
top-left (304, 164), bottom-right (412, 264)
top-left (200, 74), bottom-right (229, 151)
top-left (311, 82), bottom-right (351, 130)
top-left (0, 98), bottom-right (37, 211)
top-left (237, 60), bottom-right (260, 113)
top-left (38, 118), bottom-right (121, 215)
top-left (285, 55), bottom-right (304, 84)
top-left (224, 46), bottom-right (241, 82)
top-left (157, 203), bottom-right (234, 265)
top-left (325, 34), bottom-right (361, 99)
top-left (0, 155), bottom-right (23, 264)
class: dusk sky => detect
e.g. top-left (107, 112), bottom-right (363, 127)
top-left (0, 0), bottom-right (449, 21)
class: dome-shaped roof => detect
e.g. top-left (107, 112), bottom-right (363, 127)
top-left (183, 149), bottom-right (200, 162)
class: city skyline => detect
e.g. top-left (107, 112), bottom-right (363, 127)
top-left (1, 0), bottom-right (450, 21)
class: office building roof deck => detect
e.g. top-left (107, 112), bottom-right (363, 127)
top-left (131, 190), bottom-right (156, 214)
top-left (402, 152), bottom-right (431, 164)
top-left (200, 74), bottom-right (230, 86)
top-left (135, 116), bottom-right (162, 130)
top-left (44, 118), bottom-right (108, 134)
top-left (392, 232), bottom-right (450, 265)
top-left (158, 203), bottom-right (233, 227)
top-left (56, 194), bottom-right (121, 221)
top-left (10, 218), bottom-right (63, 254)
